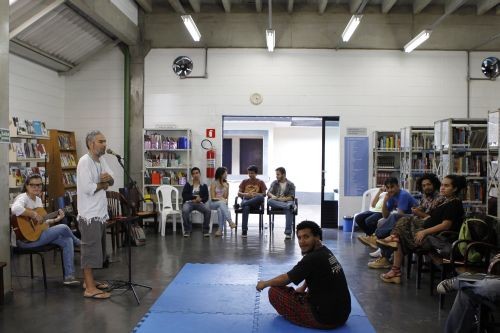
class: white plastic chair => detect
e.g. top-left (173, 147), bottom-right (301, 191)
top-left (156, 185), bottom-right (183, 236)
top-left (351, 188), bottom-right (382, 239)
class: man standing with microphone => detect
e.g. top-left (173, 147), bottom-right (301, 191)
top-left (77, 130), bottom-right (114, 299)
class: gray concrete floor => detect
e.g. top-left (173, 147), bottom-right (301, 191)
top-left (0, 205), bottom-right (451, 333)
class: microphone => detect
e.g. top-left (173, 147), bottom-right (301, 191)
top-left (106, 148), bottom-right (122, 159)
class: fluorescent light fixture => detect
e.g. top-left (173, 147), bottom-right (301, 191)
top-left (404, 29), bottom-right (432, 53)
top-left (266, 29), bottom-right (275, 52)
top-left (341, 15), bottom-right (362, 42)
top-left (9, 0), bottom-right (18, 4)
top-left (181, 15), bottom-right (201, 42)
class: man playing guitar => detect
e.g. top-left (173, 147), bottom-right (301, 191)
top-left (11, 173), bottom-right (81, 285)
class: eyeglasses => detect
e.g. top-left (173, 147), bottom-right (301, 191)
top-left (28, 183), bottom-right (43, 187)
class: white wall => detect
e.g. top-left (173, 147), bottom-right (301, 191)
top-left (9, 54), bottom-right (65, 129)
top-left (64, 47), bottom-right (125, 189)
top-left (139, 48), bottom-right (499, 219)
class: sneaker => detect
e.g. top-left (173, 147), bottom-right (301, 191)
top-left (436, 276), bottom-right (461, 294)
top-left (215, 229), bottom-right (222, 237)
top-left (368, 257), bottom-right (391, 269)
top-left (285, 234), bottom-right (292, 240)
top-left (63, 276), bottom-right (80, 286)
top-left (369, 248), bottom-right (382, 258)
top-left (242, 231), bottom-right (247, 238)
top-left (358, 235), bottom-right (378, 249)
top-left (229, 221), bottom-right (236, 229)
top-left (183, 232), bottom-right (191, 238)
top-left (203, 233), bottom-right (210, 237)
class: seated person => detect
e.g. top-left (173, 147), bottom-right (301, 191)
top-left (182, 167), bottom-right (211, 237)
top-left (237, 165), bottom-right (267, 238)
top-left (256, 221), bottom-right (351, 329)
top-left (11, 174), bottom-right (81, 286)
top-left (356, 186), bottom-right (386, 249)
top-left (368, 173), bottom-right (441, 268)
top-left (209, 166), bottom-right (235, 237)
top-left (374, 177), bottom-right (418, 240)
top-left (438, 253), bottom-right (500, 333)
top-left (378, 175), bottom-right (465, 284)
top-left (267, 167), bottom-right (296, 239)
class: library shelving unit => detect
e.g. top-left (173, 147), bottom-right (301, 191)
top-left (434, 118), bottom-right (488, 213)
top-left (400, 126), bottom-right (435, 196)
top-left (39, 130), bottom-right (78, 203)
top-left (8, 118), bottom-right (50, 206)
top-left (373, 131), bottom-right (401, 187)
top-left (486, 110), bottom-right (499, 224)
top-left (142, 128), bottom-right (192, 203)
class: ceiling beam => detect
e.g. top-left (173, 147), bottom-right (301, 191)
top-left (288, 0), bottom-right (294, 12)
top-left (10, 0), bottom-right (65, 39)
top-left (318, 0), bottom-right (328, 14)
top-left (382, 0), bottom-right (398, 13)
top-left (221, 0), bottom-right (231, 12)
top-left (445, 0), bottom-right (467, 14)
top-left (168, 0), bottom-right (186, 13)
top-left (413, 0), bottom-right (432, 14)
top-left (477, 0), bottom-right (500, 14)
top-left (349, 0), bottom-right (363, 13)
top-left (256, 0), bottom-right (262, 12)
top-left (135, 0), bottom-right (153, 13)
top-left (188, 0), bottom-right (201, 12)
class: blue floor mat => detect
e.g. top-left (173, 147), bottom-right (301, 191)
top-left (133, 263), bottom-right (375, 333)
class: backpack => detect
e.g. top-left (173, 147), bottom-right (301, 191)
top-left (129, 222), bottom-right (146, 246)
top-left (457, 217), bottom-right (493, 262)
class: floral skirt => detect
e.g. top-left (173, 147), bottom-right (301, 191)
top-left (391, 216), bottom-right (426, 254)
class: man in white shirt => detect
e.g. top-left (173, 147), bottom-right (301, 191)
top-left (77, 130), bottom-right (114, 299)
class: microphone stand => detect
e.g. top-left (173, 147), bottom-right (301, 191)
top-left (108, 153), bottom-right (151, 305)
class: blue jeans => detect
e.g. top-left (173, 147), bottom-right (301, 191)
top-left (17, 224), bottom-right (80, 279)
top-left (267, 199), bottom-right (295, 234)
top-left (445, 278), bottom-right (500, 333)
top-left (375, 213), bottom-right (408, 239)
top-left (241, 196), bottom-right (264, 232)
top-left (182, 201), bottom-right (211, 233)
top-left (354, 211), bottom-right (382, 235)
top-left (209, 201), bottom-right (232, 232)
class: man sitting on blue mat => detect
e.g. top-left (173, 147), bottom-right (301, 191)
top-left (256, 220), bottom-right (351, 329)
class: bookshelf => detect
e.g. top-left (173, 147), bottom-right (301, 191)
top-left (142, 128), bottom-right (192, 203)
top-left (434, 118), bottom-right (488, 213)
top-left (373, 131), bottom-right (401, 187)
top-left (8, 118), bottom-right (49, 206)
top-left (39, 130), bottom-right (78, 204)
top-left (486, 110), bottom-right (499, 228)
top-left (400, 126), bottom-right (435, 195)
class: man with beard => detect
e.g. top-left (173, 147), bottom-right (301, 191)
top-left (256, 221), bottom-right (351, 329)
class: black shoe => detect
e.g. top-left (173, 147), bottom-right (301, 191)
top-left (242, 231), bottom-right (247, 238)
top-left (234, 204), bottom-right (240, 210)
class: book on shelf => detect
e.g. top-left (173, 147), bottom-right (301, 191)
top-left (377, 134), bottom-right (400, 150)
top-left (464, 180), bottom-right (486, 202)
top-left (10, 142), bottom-right (47, 160)
top-left (469, 128), bottom-right (487, 149)
top-left (9, 166), bottom-right (49, 187)
top-left (58, 134), bottom-right (73, 150)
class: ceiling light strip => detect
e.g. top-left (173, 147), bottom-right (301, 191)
top-left (404, 29), bottom-right (432, 53)
top-left (181, 15), bottom-right (201, 42)
top-left (341, 15), bottom-right (362, 42)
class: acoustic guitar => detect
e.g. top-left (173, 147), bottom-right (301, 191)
top-left (12, 206), bottom-right (72, 242)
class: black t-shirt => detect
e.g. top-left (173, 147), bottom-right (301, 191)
top-left (287, 245), bottom-right (351, 325)
top-left (423, 198), bottom-right (464, 231)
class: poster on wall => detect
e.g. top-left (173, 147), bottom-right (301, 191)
top-left (0, 128), bottom-right (9, 143)
top-left (344, 137), bottom-right (368, 196)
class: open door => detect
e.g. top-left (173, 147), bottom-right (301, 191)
top-left (321, 117), bottom-right (340, 228)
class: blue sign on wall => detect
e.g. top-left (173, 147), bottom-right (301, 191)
top-left (344, 137), bottom-right (369, 196)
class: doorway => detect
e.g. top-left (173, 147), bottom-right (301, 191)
top-left (222, 116), bottom-right (340, 227)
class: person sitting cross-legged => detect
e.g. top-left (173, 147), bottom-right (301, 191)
top-left (209, 166), bottom-right (235, 237)
top-left (182, 167), bottom-right (211, 238)
top-left (267, 167), bottom-right (296, 240)
top-left (256, 221), bottom-right (351, 329)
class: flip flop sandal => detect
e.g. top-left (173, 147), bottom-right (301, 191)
top-left (83, 281), bottom-right (110, 290)
top-left (84, 291), bottom-right (110, 299)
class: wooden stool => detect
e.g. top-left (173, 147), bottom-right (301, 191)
top-left (0, 262), bottom-right (6, 304)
